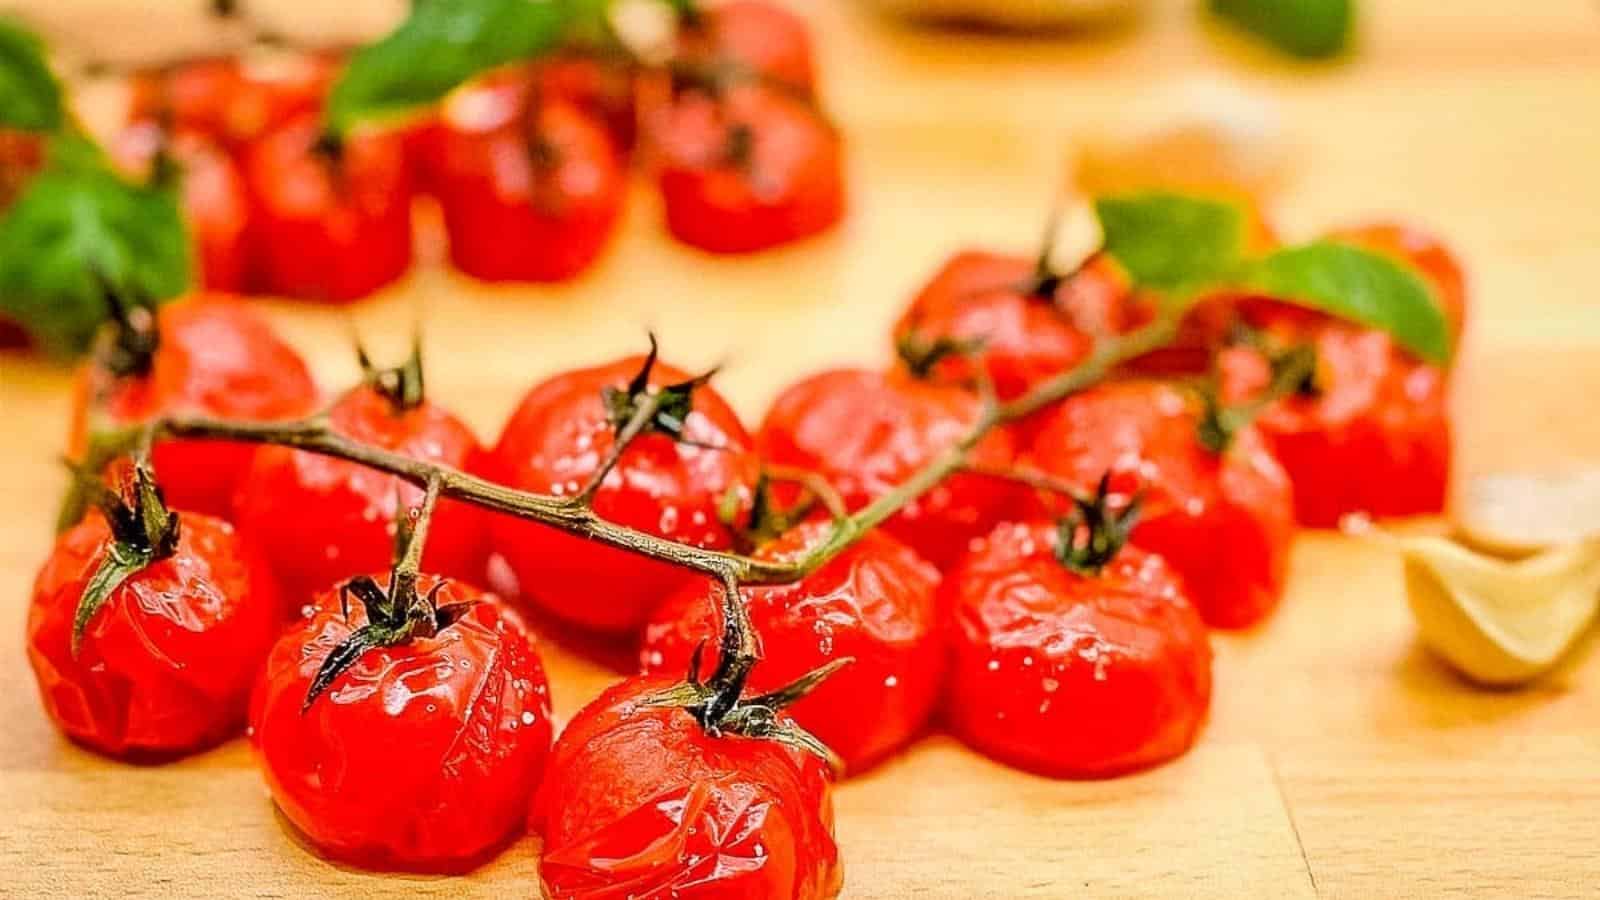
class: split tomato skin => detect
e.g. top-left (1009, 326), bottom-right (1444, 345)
top-left (233, 386), bottom-right (489, 609)
top-left (68, 296), bottom-right (319, 521)
top-left (654, 83), bottom-right (844, 254)
top-left (489, 356), bottom-right (759, 633)
top-left (533, 676), bottom-right (842, 900)
top-left (758, 368), bottom-right (1020, 569)
top-left (27, 511), bottom-right (280, 758)
top-left (252, 576), bottom-right (552, 872)
top-left (243, 116), bottom-right (414, 302)
top-left (678, 0), bottom-right (816, 94)
top-left (641, 519), bottom-right (944, 773)
top-left (944, 522), bottom-right (1212, 778)
top-left (1024, 381), bottom-right (1295, 629)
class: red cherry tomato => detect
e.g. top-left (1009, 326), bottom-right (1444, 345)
top-left (538, 53), bottom-right (639, 152)
top-left (68, 296), bottom-right (319, 520)
top-left (1023, 381), bottom-right (1295, 629)
top-left (677, 0), bottom-right (816, 93)
top-left (234, 386), bottom-right (489, 608)
top-left (27, 509), bottom-right (280, 758)
top-left (944, 521), bottom-right (1212, 778)
top-left (489, 355), bottom-right (759, 633)
top-left (243, 116), bottom-right (413, 301)
top-left (127, 52), bottom-right (336, 150)
top-left (642, 519), bottom-right (943, 773)
top-left (252, 576), bottom-right (552, 871)
top-left (1325, 221), bottom-right (1467, 344)
top-left (111, 124), bottom-right (252, 291)
top-left (757, 368), bottom-right (1019, 569)
top-left (430, 70), bottom-right (625, 282)
top-left (653, 82), bottom-right (843, 253)
top-left (533, 675), bottom-right (842, 899)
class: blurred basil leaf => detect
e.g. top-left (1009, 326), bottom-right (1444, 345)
top-left (1211, 0), bottom-right (1353, 60)
top-left (1095, 192), bottom-right (1246, 295)
top-left (0, 17), bottom-right (62, 131)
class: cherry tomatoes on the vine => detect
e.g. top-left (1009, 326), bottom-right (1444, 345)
top-left (533, 675), bottom-right (843, 899)
top-left (642, 518), bottom-right (943, 773)
top-left (242, 116), bottom-right (413, 301)
top-left (127, 51), bottom-right (336, 150)
top-left (676, 0), bottom-right (816, 94)
top-left (944, 519), bottom-right (1212, 778)
top-left (758, 368), bottom-right (1019, 569)
top-left (1023, 380), bottom-right (1295, 629)
top-left (252, 575), bottom-right (552, 871)
top-left (68, 296), bottom-right (318, 521)
top-left (489, 352), bottom-right (759, 633)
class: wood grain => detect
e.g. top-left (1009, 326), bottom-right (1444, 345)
top-left (3, 1), bottom-right (1600, 896)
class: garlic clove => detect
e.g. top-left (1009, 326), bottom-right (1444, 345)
top-left (1455, 468), bottom-right (1600, 558)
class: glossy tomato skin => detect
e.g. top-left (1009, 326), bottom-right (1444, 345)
top-left (234, 387), bottom-right (489, 610)
top-left (533, 676), bottom-right (842, 899)
top-left (27, 511), bottom-right (280, 758)
top-left (68, 296), bottom-right (319, 521)
top-left (243, 115), bottom-right (413, 301)
top-left (642, 519), bottom-right (943, 773)
top-left (1023, 381), bottom-right (1295, 629)
top-left (678, 0), bottom-right (816, 94)
top-left (127, 52), bottom-right (336, 150)
top-left (944, 522), bottom-right (1211, 778)
top-left (758, 368), bottom-right (1020, 570)
top-left (252, 576), bottom-right (552, 871)
top-left (489, 356), bottom-right (759, 633)
top-left (111, 125), bottom-right (251, 291)
top-left (1326, 221), bottom-right (1467, 344)
top-left (653, 83), bottom-right (843, 254)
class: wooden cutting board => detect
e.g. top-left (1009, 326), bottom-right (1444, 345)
top-left (3, 1), bottom-right (1600, 896)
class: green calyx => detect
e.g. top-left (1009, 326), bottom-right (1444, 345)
top-left (70, 463), bottom-right (180, 656)
top-left (93, 274), bottom-right (162, 380)
top-left (718, 469), bottom-right (829, 554)
top-left (601, 334), bottom-right (718, 443)
top-left (357, 334), bottom-right (426, 413)
top-left (895, 331), bottom-right (987, 381)
top-left (1196, 333), bottom-right (1319, 454)
top-left (1054, 473), bottom-right (1141, 576)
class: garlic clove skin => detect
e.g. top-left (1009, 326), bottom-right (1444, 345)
top-left (1455, 468), bottom-right (1600, 559)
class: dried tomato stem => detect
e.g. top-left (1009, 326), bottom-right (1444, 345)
top-left (961, 461), bottom-right (1082, 499)
top-left (761, 464), bottom-right (849, 522)
top-left (391, 475), bottom-right (441, 598)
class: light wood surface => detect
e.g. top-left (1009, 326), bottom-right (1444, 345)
top-left (3, 1), bottom-right (1600, 897)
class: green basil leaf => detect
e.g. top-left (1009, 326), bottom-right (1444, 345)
top-left (1241, 241), bottom-right (1450, 364)
top-left (0, 136), bottom-right (191, 356)
top-left (1095, 192), bottom-right (1246, 295)
top-left (325, 0), bottom-right (576, 135)
top-left (1210, 0), bottom-right (1353, 60)
top-left (0, 18), bottom-right (62, 131)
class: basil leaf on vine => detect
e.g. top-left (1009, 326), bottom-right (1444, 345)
top-left (1241, 241), bottom-right (1450, 364)
top-left (1095, 192), bottom-right (1246, 296)
top-left (1210, 0), bottom-right (1353, 60)
top-left (0, 136), bottom-right (190, 356)
top-left (324, 0), bottom-right (575, 135)
top-left (0, 18), bottom-right (62, 132)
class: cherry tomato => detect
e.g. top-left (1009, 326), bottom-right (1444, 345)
top-left (252, 575), bottom-right (552, 871)
top-left (111, 124), bottom-right (252, 291)
top-left (653, 82), bottom-right (843, 253)
top-left (430, 69), bottom-right (625, 282)
top-left (68, 296), bottom-right (319, 521)
top-left (127, 52), bottom-right (336, 150)
top-left (538, 53), bottom-right (639, 152)
top-left (944, 520), bottom-right (1211, 778)
top-left (27, 508), bottom-right (280, 758)
top-left (642, 519), bottom-right (943, 773)
top-left (243, 115), bottom-right (413, 301)
top-left (533, 675), bottom-right (842, 899)
top-left (1325, 221), bottom-right (1467, 344)
top-left (234, 386), bottom-right (489, 608)
top-left (676, 0), bottom-right (816, 94)
top-left (1023, 380), bottom-right (1295, 629)
top-left (488, 354), bottom-right (759, 633)
top-left (757, 368), bottom-right (1019, 569)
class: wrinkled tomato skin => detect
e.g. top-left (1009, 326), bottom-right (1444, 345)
top-left (1024, 381), bottom-right (1295, 629)
top-left (27, 512), bottom-right (280, 759)
top-left (243, 116), bottom-right (413, 302)
top-left (127, 53), bottom-right (336, 150)
top-left (233, 387), bottom-right (489, 610)
top-left (678, 0), bottom-right (816, 94)
top-left (1326, 221), bottom-right (1467, 344)
top-left (489, 356), bottom-right (758, 633)
top-left (758, 368), bottom-right (1020, 570)
top-left (252, 577), bottom-right (552, 872)
top-left (533, 676), bottom-right (842, 899)
top-left (653, 84), bottom-right (843, 254)
top-left (111, 125), bottom-right (251, 292)
top-left (67, 296), bottom-right (319, 521)
top-left (944, 522), bottom-right (1211, 778)
top-left (642, 520), bottom-right (943, 774)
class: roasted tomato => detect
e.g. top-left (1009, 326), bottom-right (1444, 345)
top-left (126, 51), bottom-right (336, 150)
top-left (1220, 300), bottom-right (1451, 526)
top-left (430, 69), bottom-right (625, 282)
top-left (944, 516), bottom-right (1211, 778)
top-left (68, 296), bottom-right (318, 521)
top-left (758, 368), bottom-right (1019, 569)
top-left (653, 82), bottom-right (843, 254)
top-left (1023, 380), bottom-right (1295, 629)
top-left (533, 675), bottom-right (842, 899)
top-left (1325, 221), bottom-right (1468, 344)
top-left (488, 350), bottom-right (759, 633)
top-left (252, 573), bottom-right (552, 871)
top-left (243, 115), bottom-right (413, 301)
top-left (234, 373), bottom-right (488, 609)
top-left (675, 0), bottom-right (816, 94)
top-left (642, 518), bottom-right (943, 773)
top-left (27, 471), bottom-right (280, 759)
top-left (111, 125), bottom-right (252, 291)
top-left (538, 52), bottom-right (639, 152)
